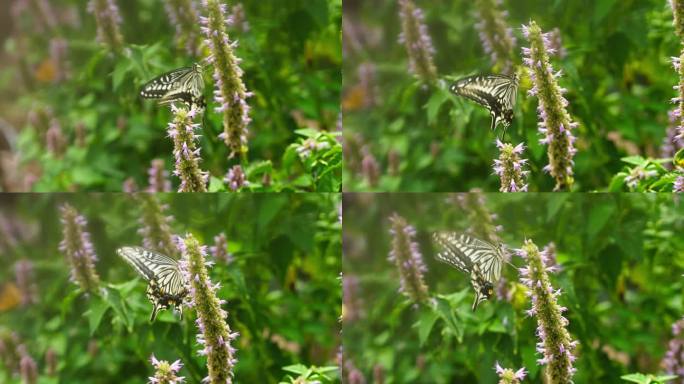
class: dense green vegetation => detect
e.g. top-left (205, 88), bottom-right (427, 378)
top-left (342, 193), bottom-right (684, 383)
top-left (0, 193), bottom-right (341, 383)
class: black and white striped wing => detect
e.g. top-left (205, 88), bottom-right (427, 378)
top-left (116, 246), bottom-right (185, 297)
top-left (450, 74), bottom-right (518, 131)
top-left (432, 232), bottom-right (476, 274)
top-left (432, 232), bottom-right (503, 283)
top-left (140, 63), bottom-right (205, 111)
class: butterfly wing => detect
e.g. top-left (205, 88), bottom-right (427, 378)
top-left (432, 232), bottom-right (476, 274)
top-left (455, 234), bottom-right (504, 283)
top-left (117, 246), bottom-right (187, 321)
top-left (140, 64), bottom-right (205, 111)
top-left (140, 67), bottom-right (193, 99)
top-left (432, 232), bottom-right (503, 283)
top-left (450, 74), bottom-right (518, 133)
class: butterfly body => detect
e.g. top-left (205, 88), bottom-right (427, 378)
top-left (140, 63), bottom-right (205, 112)
top-left (450, 73), bottom-right (518, 138)
top-left (117, 246), bottom-right (187, 322)
top-left (432, 232), bottom-right (505, 310)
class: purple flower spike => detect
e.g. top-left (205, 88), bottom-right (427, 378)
top-left (122, 178), bottom-right (138, 192)
top-left (46, 348), bottom-right (57, 376)
top-left (398, 0), bottom-right (437, 82)
top-left (663, 317), bottom-right (684, 378)
top-left (343, 274), bottom-right (365, 323)
top-left (210, 233), bottom-right (233, 264)
top-left (149, 354), bottom-right (185, 384)
top-left (227, 3), bottom-right (249, 33)
top-left (168, 105), bottom-right (208, 192)
top-left (453, 192), bottom-right (503, 245)
top-left (19, 350), bottom-right (38, 384)
top-left (517, 240), bottom-right (577, 383)
top-left (58, 203), bottom-right (101, 293)
top-left (523, 21), bottom-right (577, 191)
top-left (164, 0), bottom-right (201, 56)
top-left (147, 159), bottom-right (172, 192)
top-left (672, 0), bottom-right (684, 38)
top-left (662, 110), bottom-right (684, 168)
top-left (675, 174), bottom-right (684, 192)
top-left (178, 234), bottom-right (238, 383)
top-left (138, 194), bottom-right (178, 257)
top-left (388, 213), bottom-right (429, 304)
top-left (672, 0), bottom-right (684, 142)
top-left (46, 118), bottom-right (66, 157)
top-left (361, 147), bottom-right (380, 187)
top-left (224, 165), bottom-right (248, 191)
top-left (14, 260), bottom-right (38, 306)
top-left (494, 140), bottom-right (529, 192)
top-left (474, 0), bottom-right (517, 72)
top-left (200, 0), bottom-right (251, 158)
top-left (87, 0), bottom-right (124, 51)
top-left (673, 58), bottom-right (684, 141)
top-left (495, 361), bottom-right (527, 384)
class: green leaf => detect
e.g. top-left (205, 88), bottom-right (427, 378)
top-left (621, 156), bottom-right (647, 166)
top-left (425, 88), bottom-right (448, 125)
top-left (282, 364), bottom-right (308, 375)
top-left (415, 308), bottom-right (439, 346)
top-left (102, 287), bottom-right (132, 332)
top-left (547, 194), bottom-right (569, 222)
top-left (587, 201), bottom-right (616, 241)
top-left (209, 176), bottom-right (225, 192)
top-left (86, 295), bottom-right (109, 336)
top-left (432, 294), bottom-right (465, 342)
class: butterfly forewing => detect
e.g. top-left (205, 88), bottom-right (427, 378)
top-left (432, 232), bottom-right (475, 274)
top-left (450, 74), bottom-right (518, 133)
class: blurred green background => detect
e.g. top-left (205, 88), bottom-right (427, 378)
top-left (0, 193), bottom-right (341, 383)
top-left (343, 0), bottom-right (681, 191)
top-left (342, 193), bottom-right (684, 383)
top-left (0, 0), bottom-right (341, 192)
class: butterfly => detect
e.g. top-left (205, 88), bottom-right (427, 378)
top-left (450, 73), bottom-right (518, 138)
top-left (432, 232), bottom-right (506, 311)
top-left (140, 63), bottom-right (205, 112)
top-left (117, 246), bottom-right (187, 322)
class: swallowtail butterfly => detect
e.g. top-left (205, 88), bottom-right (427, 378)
top-left (450, 73), bottom-right (518, 138)
top-left (432, 232), bottom-right (506, 311)
top-left (117, 246), bottom-right (187, 322)
top-left (140, 63), bottom-right (205, 112)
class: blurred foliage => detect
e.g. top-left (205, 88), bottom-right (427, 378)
top-left (0, 0), bottom-right (341, 192)
top-left (0, 193), bottom-right (341, 383)
top-left (342, 193), bottom-right (684, 383)
top-left (342, 0), bottom-right (683, 191)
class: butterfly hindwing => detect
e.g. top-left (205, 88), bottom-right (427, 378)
top-left (450, 74), bottom-right (518, 134)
